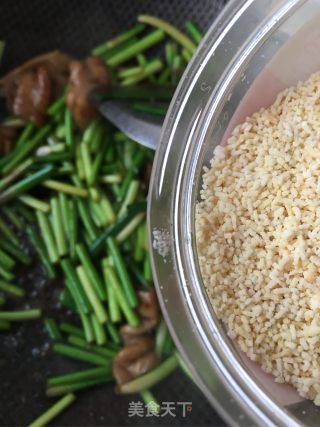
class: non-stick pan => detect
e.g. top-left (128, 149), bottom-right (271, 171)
top-left (0, 1), bottom-right (227, 425)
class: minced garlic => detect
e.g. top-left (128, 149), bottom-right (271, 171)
top-left (196, 71), bottom-right (320, 405)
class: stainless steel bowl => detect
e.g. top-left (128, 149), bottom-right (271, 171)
top-left (149, 0), bottom-right (320, 425)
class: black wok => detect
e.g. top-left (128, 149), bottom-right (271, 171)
top-left (0, 1), bottom-right (227, 425)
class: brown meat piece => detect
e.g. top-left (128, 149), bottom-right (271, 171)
top-left (113, 364), bottom-right (133, 385)
top-left (113, 289), bottom-right (160, 386)
top-left (0, 51), bottom-right (72, 126)
top-left (11, 66), bottom-right (51, 126)
top-left (126, 352), bottom-right (158, 377)
top-left (113, 335), bottom-right (157, 385)
top-left (67, 56), bottom-right (111, 129)
top-left (114, 336), bottom-right (154, 364)
top-left (120, 334), bottom-right (143, 346)
top-left (0, 51), bottom-right (71, 96)
top-left (119, 289), bottom-right (159, 336)
top-left (137, 288), bottom-right (159, 321)
top-left (0, 125), bottom-right (17, 155)
top-left (120, 318), bottom-right (158, 336)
